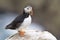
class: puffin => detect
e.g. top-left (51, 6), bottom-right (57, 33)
top-left (5, 6), bottom-right (57, 40)
top-left (5, 6), bottom-right (33, 36)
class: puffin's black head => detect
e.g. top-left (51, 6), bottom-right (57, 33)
top-left (23, 6), bottom-right (33, 16)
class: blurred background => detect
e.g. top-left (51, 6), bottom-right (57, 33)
top-left (0, 0), bottom-right (60, 40)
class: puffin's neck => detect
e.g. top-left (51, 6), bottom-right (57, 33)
top-left (23, 11), bottom-right (30, 18)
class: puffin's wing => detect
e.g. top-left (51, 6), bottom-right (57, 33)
top-left (5, 14), bottom-right (24, 29)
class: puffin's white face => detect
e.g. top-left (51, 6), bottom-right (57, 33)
top-left (24, 6), bottom-right (33, 15)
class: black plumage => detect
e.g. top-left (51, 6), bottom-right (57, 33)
top-left (5, 11), bottom-right (29, 30)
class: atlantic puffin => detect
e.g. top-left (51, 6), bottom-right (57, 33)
top-left (5, 6), bottom-right (33, 36)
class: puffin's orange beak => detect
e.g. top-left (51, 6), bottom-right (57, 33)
top-left (30, 10), bottom-right (33, 15)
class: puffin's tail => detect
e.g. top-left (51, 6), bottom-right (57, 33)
top-left (5, 24), bottom-right (16, 30)
top-left (5, 24), bottom-right (12, 29)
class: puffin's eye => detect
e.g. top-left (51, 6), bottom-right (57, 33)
top-left (27, 8), bottom-right (29, 10)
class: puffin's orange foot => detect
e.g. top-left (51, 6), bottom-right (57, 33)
top-left (18, 31), bottom-right (25, 37)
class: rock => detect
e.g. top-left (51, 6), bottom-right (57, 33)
top-left (5, 29), bottom-right (57, 40)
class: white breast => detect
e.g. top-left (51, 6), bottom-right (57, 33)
top-left (18, 15), bottom-right (32, 30)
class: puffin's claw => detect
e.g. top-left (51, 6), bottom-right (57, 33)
top-left (18, 30), bottom-right (25, 37)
